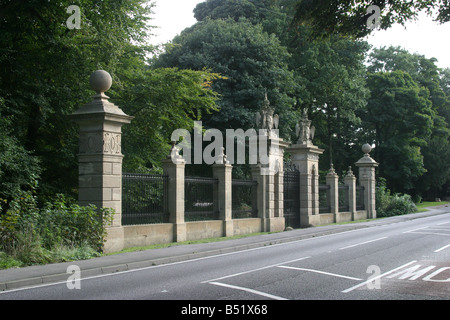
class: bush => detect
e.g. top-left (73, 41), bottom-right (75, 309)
top-left (376, 178), bottom-right (417, 217)
top-left (38, 194), bottom-right (115, 251)
top-left (0, 191), bottom-right (115, 268)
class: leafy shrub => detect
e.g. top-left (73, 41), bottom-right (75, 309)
top-left (0, 191), bottom-right (115, 268)
top-left (38, 194), bottom-right (115, 251)
top-left (376, 178), bottom-right (417, 217)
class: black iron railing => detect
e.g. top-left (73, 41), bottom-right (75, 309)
top-left (319, 185), bottom-right (331, 213)
top-left (283, 169), bottom-right (300, 228)
top-left (232, 179), bottom-right (258, 219)
top-left (356, 185), bottom-right (365, 210)
top-left (185, 176), bottom-right (219, 221)
top-left (122, 173), bottom-right (169, 225)
top-left (339, 185), bottom-right (349, 212)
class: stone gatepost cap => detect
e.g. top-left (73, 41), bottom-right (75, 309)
top-left (356, 143), bottom-right (379, 167)
top-left (90, 70), bottom-right (112, 94)
top-left (70, 70), bottom-right (133, 122)
top-left (362, 143), bottom-right (372, 154)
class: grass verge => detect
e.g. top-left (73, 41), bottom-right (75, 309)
top-left (106, 231), bottom-right (277, 255)
top-left (415, 201), bottom-right (450, 212)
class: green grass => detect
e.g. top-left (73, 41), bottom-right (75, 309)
top-left (106, 231), bottom-right (277, 255)
top-left (415, 201), bottom-right (450, 212)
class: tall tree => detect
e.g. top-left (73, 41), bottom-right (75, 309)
top-left (287, 31), bottom-right (370, 171)
top-left (112, 67), bottom-right (222, 173)
top-left (362, 70), bottom-right (434, 192)
top-left (367, 46), bottom-right (450, 197)
top-left (292, 0), bottom-right (450, 39)
top-left (155, 18), bottom-right (298, 140)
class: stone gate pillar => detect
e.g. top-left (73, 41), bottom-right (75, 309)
top-left (253, 94), bottom-right (288, 232)
top-left (71, 70), bottom-right (133, 253)
top-left (288, 109), bottom-right (324, 227)
top-left (212, 148), bottom-right (233, 237)
top-left (326, 165), bottom-right (339, 223)
top-left (355, 144), bottom-right (379, 219)
top-left (162, 143), bottom-right (187, 242)
top-left (344, 167), bottom-right (357, 220)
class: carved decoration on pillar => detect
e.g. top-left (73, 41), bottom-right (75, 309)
top-left (295, 108), bottom-right (316, 145)
top-left (255, 93), bottom-right (279, 136)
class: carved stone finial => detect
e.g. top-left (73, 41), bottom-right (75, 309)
top-left (346, 166), bottom-right (355, 177)
top-left (295, 108), bottom-right (315, 145)
top-left (329, 163), bottom-right (335, 174)
top-left (90, 70), bottom-right (112, 94)
top-left (255, 92), bottom-right (279, 134)
top-left (216, 147), bottom-right (230, 165)
top-left (362, 143), bottom-right (372, 155)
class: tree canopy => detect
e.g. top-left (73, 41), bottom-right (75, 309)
top-left (0, 0), bottom-right (222, 199)
top-left (292, 0), bottom-right (450, 39)
top-left (155, 17), bottom-right (298, 139)
top-left (0, 0), bottom-right (449, 202)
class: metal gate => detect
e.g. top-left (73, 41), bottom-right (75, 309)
top-left (283, 163), bottom-right (300, 229)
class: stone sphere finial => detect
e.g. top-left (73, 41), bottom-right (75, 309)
top-left (362, 143), bottom-right (372, 155)
top-left (90, 70), bottom-right (112, 94)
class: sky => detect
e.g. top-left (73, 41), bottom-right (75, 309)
top-left (149, 0), bottom-right (450, 69)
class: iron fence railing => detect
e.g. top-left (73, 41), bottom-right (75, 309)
top-left (185, 176), bottom-right (219, 221)
top-left (232, 179), bottom-right (258, 219)
top-left (356, 185), bottom-right (365, 210)
top-left (319, 184), bottom-right (331, 213)
top-left (339, 185), bottom-right (349, 212)
top-left (122, 173), bottom-right (169, 225)
top-left (283, 170), bottom-right (300, 228)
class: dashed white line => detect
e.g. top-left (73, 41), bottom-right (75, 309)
top-left (338, 237), bottom-right (388, 250)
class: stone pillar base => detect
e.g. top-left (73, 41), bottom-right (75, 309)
top-left (174, 223), bottom-right (187, 242)
top-left (103, 226), bottom-right (124, 253)
top-left (266, 217), bottom-right (285, 232)
top-left (223, 220), bottom-right (234, 237)
top-left (300, 215), bottom-right (321, 228)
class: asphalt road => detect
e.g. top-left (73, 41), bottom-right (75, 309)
top-left (1, 212), bottom-right (449, 301)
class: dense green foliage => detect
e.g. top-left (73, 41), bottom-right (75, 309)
top-left (0, 0), bottom-right (222, 264)
top-left (155, 0), bottom-right (449, 198)
top-left (0, 191), bottom-right (114, 268)
top-left (292, 0), bottom-right (450, 39)
top-left (155, 17), bottom-right (298, 139)
top-left (376, 178), bottom-right (417, 218)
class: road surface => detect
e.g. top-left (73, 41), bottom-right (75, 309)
top-left (1, 212), bottom-right (449, 302)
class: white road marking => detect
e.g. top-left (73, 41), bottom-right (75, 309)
top-left (403, 226), bottom-right (429, 233)
top-left (342, 260), bottom-right (418, 293)
top-left (208, 281), bottom-right (288, 300)
top-left (403, 225), bottom-right (450, 236)
top-left (277, 266), bottom-right (362, 281)
top-left (201, 256), bottom-right (311, 283)
top-left (338, 237), bottom-right (388, 250)
top-left (434, 243), bottom-right (450, 253)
